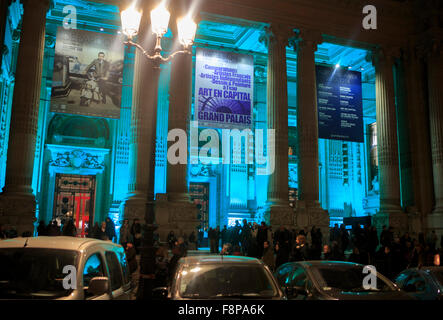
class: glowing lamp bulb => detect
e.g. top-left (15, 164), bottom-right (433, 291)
top-left (121, 4), bottom-right (142, 38)
top-left (151, 2), bottom-right (170, 36)
top-left (177, 16), bottom-right (197, 48)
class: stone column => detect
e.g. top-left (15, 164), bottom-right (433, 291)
top-left (167, 52), bottom-right (192, 201)
top-left (426, 38), bottom-right (443, 237)
top-left (403, 42), bottom-right (433, 234)
top-left (0, 0), bottom-right (49, 235)
top-left (123, 4), bottom-right (159, 222)
top-left (155, 47), bottom-right (198, 241)
top-left (371, 47), bottom-right (407, 233)
top-left (293, 29), bottom-right (329, 235)
top-left (259, 24), bottom-right (294, 228)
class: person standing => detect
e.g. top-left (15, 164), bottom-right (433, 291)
top-left (37, 221), bottom-right (47, 236)
top-left (62, 219), bottom-right (77, 237)
top-left (291, 235), bottom-right (309, 261)
top-left (167, 230), bottom-right (177, 250)
top-left (119, 219), bottom-right (132, 248)
top-left (125, 242), bottom-right (139, 300)
top-left (105, 217), bottom-right (116, 242)
top-left (262, 241), bottom-right (275, 271)
top-left (188, 231), bottom-right (196, 250)
top-left (131, 219), bottom-right (142, 254)
top-left (85, 52), bottom-right (110, 104)
top-left (256, 222), bottom-right (268, 258)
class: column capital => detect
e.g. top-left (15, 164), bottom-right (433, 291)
top-left (259, 23), bottom-right (295, 48)
top-left (22, 0), bottom-right (50, 10)
top-left (290, 28), bottom-right (323, 52)
top-left (370, 46), bottom-right (401, 67)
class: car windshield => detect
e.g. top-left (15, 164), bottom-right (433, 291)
top-left (431, 270), bottom-right (443, 285)
top-left (178, 264), bottom-right (279, 299)
top-left (312, 265), bottom-right (397, 293)
top-left (0, 248), bottom-right (78, 299)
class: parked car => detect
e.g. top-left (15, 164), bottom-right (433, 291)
top-left (274, 261), bottom-right (413, 300)
top-left (0, 237), bottom-right (132, 300)
top-left (394, 267), bottom-right (443, 300)
top-left (155, 255), bottom-right (285, 300)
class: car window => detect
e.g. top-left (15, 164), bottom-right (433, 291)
top-left (83, 253), bottom-right (106, 296)
top-left (275, 264), bottom-right (294, 286)
top-left (178, 264), bottom-right (279, 299)
top-left (394, 272), bottom-right (410, 288)
top-left (404, 272), bottom-right (426, 292)
top-left (105, 251), bottom-right (123, 291)
top-left (290, 267), bottom-right (307, 287)
top-left (116, 250), bottom-right (130, 286)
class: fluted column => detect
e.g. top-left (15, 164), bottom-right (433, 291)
top-left (123, 3), bottom-right (160, 222)
top-left (294, 29), bottom-right (323, 208)
top-left (373, 47), bottom-right (402, 214)
top-left (261, 24), bottom-right (291, 205)
top-left (427, 39), bottom-right (443, 216)
top-left (257, 24), bottom-right (294, 228)
top-left (403, 42), bottom-right (433, 232)
top-left (167, 50), bottom-right (192, 202)
top-left (0, 0), bottom-right (49, 235)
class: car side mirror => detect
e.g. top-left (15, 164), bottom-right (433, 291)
top-left (87, 277), bottom-right (109, 296)
top-left (153, 287), bottom-right (169, 300)
top-left (404, 284), bottom-right (417, 293)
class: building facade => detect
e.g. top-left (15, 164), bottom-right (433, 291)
top-left (0, 0), bottom-right (442, 242)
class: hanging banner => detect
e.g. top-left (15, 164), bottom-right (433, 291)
top-left (316, 65), bottom-right (364, 142)
top-left (50, 27), bottom-right (125, 119)
top-left (195, 47), bottom-right (254, 129)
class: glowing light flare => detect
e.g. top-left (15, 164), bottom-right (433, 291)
top-left (121, 3), bottom-right (142, 38)
top-left (177, 15), bottom-right (197, 47)
top-left (151, 2), bottom-right (170, 36)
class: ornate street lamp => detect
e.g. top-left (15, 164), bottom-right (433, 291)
top-left (121, 2), bottom-right (197, 66)
top-left (120, 1), bottom-right (197, 299)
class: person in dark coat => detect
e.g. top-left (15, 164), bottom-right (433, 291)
top-left (62, 219), bottom-right (77, 237)
top-left (188, 231), bottom-right (196, 250)
top-left (348, 247), bottom-right (362, 264)
top-left (220, 225), bottom-right (228, 247)
top-left (154, 245), bottom-right (169, 287)
top-left (105, 217), bottom-right (116, 242)
top-left (256, 222), bottom-right (268, 258)
top-left (37, 221), bottom-right (47, 236)
top-left (131, 219), bottom-right (142, 254)
top-left (322, 244), bottom-right (332, 260)
top-left (95, 221), bottom-right (108, 240)
top-left (291, 235), bottom-right (309, 261)
top-left (167, 230), bottom-right (177, 250)
top-left (376, 246), bottom-right (394, 280)
top-left (262, 241), bottom-right (275, 271)
top-left (47, 220), bottom-right (61, 236)
top-left (275, 242), bottom-right (290, 269)
top-left (90, 222), bottom-right (100, 238)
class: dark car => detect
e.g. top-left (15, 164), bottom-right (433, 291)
top-left (154, 255), bottom-right (285, 300)
top-left (394, 267), bottom-right (443, 300)
top-left (274, 261), bottom-right (413, 300)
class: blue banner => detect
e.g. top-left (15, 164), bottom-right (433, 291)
top-left (315, 65), bottom-right (364, 143)
top-left (194, 48), bottom-right (254, 129)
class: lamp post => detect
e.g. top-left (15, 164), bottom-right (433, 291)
top-left (120, 1), bottom-right (197, 299)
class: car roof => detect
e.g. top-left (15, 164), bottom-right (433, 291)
top-left (179, 255), bottom-right (263, 265)
top-left (281, 260), bottom-right (363, 268)
top-left (0, 236), bottom-right (122, 251)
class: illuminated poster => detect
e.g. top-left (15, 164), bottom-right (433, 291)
top-left (50, 28), bottom-right (125, 119)
top-left (316, 65), bottom-right (364, 142)
top-left (195, 47), bottom-right (254, 129)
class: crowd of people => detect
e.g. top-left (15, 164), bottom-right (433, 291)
top-left (163, 220), bottom-right (443, 282)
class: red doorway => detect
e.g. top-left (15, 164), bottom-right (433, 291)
top-left (53, 174), bottom-right (96, 237)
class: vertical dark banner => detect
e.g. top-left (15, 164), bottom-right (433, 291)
top-left (316, 65), bottom-right (364, 142)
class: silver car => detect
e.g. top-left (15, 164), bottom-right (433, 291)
top-left (158, 255), bottom-right (285, 300)
top-left (0, 236), bottom-right (133, 300)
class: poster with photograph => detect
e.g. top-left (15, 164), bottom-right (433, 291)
top-left (195, 47), bottom-right (254, 129)
top-left (51, 27), bottom-right (125, 119)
